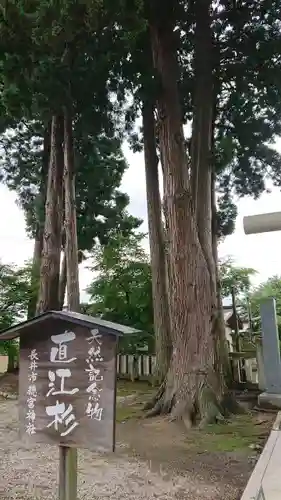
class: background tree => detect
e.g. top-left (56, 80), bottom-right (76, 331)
top-left (214, 0), bottom-right (281, 199)
top-left (0, 1), bottom-right (142, 314)
top-left (0, 123), bottom-right (140, 248)
top-left (86, 232), bottom-right (154, 354)
top-left (108, 21), bottom-right (173, 382)
top-left (219, 257), bottom-right (257, 298)
top-left (0, 262), bottom-right (32, 328)
top-left (0, 261), bottom-right (33, 371)
top-left (248, 276), bottom-right (281, 337)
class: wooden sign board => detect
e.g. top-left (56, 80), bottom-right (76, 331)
top-left (18, 318), bottom-right (117, 452)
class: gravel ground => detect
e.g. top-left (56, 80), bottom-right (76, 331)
top-left (0, 399), bottom-right (241, 500)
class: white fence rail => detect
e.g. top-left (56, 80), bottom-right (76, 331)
top-left (117, 354), bottom-right (156, 379)
top-left (117, 354), bottom-right (259, 385)
top-left (0, 352), bottom-right (260, 385)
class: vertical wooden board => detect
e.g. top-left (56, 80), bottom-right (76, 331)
top-left (144, 356), bottom-right (149, 376)
top-left (138, 356), bottom-right (142, 375)
top-left (19, 319), bottom-right (117, 452)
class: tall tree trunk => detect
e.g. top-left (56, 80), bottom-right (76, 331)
top-left (28, 122), bottom-right (51, 318)
top-left (62, 105), bottom-right (79, 499)
top-left (191, 1), bottom-right (235, 398)
top-left (190, 0), bottom-right (233, 396)
top-left (211, 173), bottom-right (232, 384)
top-left (63, 106), bottom-right (80, 312)
top-left (190, 0), bottom-right (224, 388)
top-left (142, 100), bottom-right (172, 383)
top-left (36, 114), bottom-right (64, 314)
top-left (191, 0), bottom-right (215, 290)
top-left (148, 11), bottom-right (222, 429)
top-left (59, 250), bottom-right (67, 309)
top-left (28, 234), bottom-right (43, 318)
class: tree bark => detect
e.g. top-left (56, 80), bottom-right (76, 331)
top-left (59, 251), bottom-right (67, 309)
top-left (142, 100), bottom-right (172, 383)
top-left (148, 13), bottom-right (222, 428)
top-left (190, 0), bottom-right (233, 395)
top-left (190, 0), bottom-right (223, 385)
top-left (28, 122), bottom-right (51, 318)
top-left (36, 114), bottom-right (64, 314)
top-left (28, 234), bottom-right (43, 318)
top-left (211, 173), bottom-right (232, 384)
top-left (61, 103), bottom-right (79, 498)
top-left (191, 0), bottom-right (215, 288)
top-left (63, 107), bottom-right (80, 312)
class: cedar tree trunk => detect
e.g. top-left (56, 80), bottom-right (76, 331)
top-left (143, 100), bottom-right (172, 383)
top-left (59, 250), bottom-right (67, 309)
top-left (36, 114), bottom-right (64, 314)
top-left (148, 13), bottom-right (223, 428)
top-left (28, 122), bottom-right (51, 318)
top-left (190, 0), bottom-right (222, 386)
top-left (63, 107), bottom-right (80, 312)
top-left (211, 173), bottom-right (232, 384)
top-left (191, 0), bottom-right (234, 394)
top-left (61, 104), bottom-right (80, 497)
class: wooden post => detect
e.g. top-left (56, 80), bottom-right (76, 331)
top-left (59, 446), bottom-right (77, 500)
top-left (59, 106), bottom-right (80, 500)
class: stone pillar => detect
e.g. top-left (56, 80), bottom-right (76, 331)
top-left (259, 298), bottom-right (281, 408)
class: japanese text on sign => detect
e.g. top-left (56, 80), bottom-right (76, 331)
top-left (85, 329), bottom-right (104, 421)
top-left (45, 331), bottom-right (79, 437)
top-left (26, 349), bottom-right (39, 435)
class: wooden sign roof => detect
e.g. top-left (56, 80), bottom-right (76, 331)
top-left (0, 310), bottom-right (141, 341)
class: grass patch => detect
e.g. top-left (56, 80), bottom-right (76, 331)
top-left (186, 414), bottom-right (270, 452)
top-left (115, 381), bottom-right (272, 453)
top-left (116, 405), bottom-right (143, 422)
top-left (117, 380), bottom-right (154, 397)
top-left (116, 380), bottom-right (154, 422)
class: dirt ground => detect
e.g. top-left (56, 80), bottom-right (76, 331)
top-left (0, 375), bottom-right (275, 500)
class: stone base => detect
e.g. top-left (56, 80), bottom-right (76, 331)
top-left (258, 392), bottom-right (281, 410)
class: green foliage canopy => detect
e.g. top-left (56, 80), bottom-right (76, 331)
top-left (248, 276), bottom-right (281, 337)
top-left (86, 233), bottom-right (154, 354)
top-left (0, 261), bottom-right (34, 359)
top-left (0, 121), bottom-right (142, 250)
top-left (219, 256), bottom-right (257, 298)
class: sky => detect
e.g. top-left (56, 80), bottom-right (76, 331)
top-left (1, 140), bottom-right (281, 302)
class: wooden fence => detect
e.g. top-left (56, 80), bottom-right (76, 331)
top-left (0, 352), bottom-right (260, 386)
top-left (117, 354), bottom-right (156, 380)
top-left (117, 354), bottom-right (259, 385)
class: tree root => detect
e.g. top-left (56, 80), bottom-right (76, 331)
top-left (196, 376), bottom-right (225, 428)
top-left (143, 368), bottom-right (243, 430)
top-left (221, 391), bottom-right (247, 416)
top-left (143, 381), bottom-right (165, 412)
top-left (170, 399), bottom-right (194, 429)
top-left (144, 398), bottom-right (163, 418)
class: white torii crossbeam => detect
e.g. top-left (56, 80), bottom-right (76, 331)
top-left (243, 211), bottom-right (281, 235)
